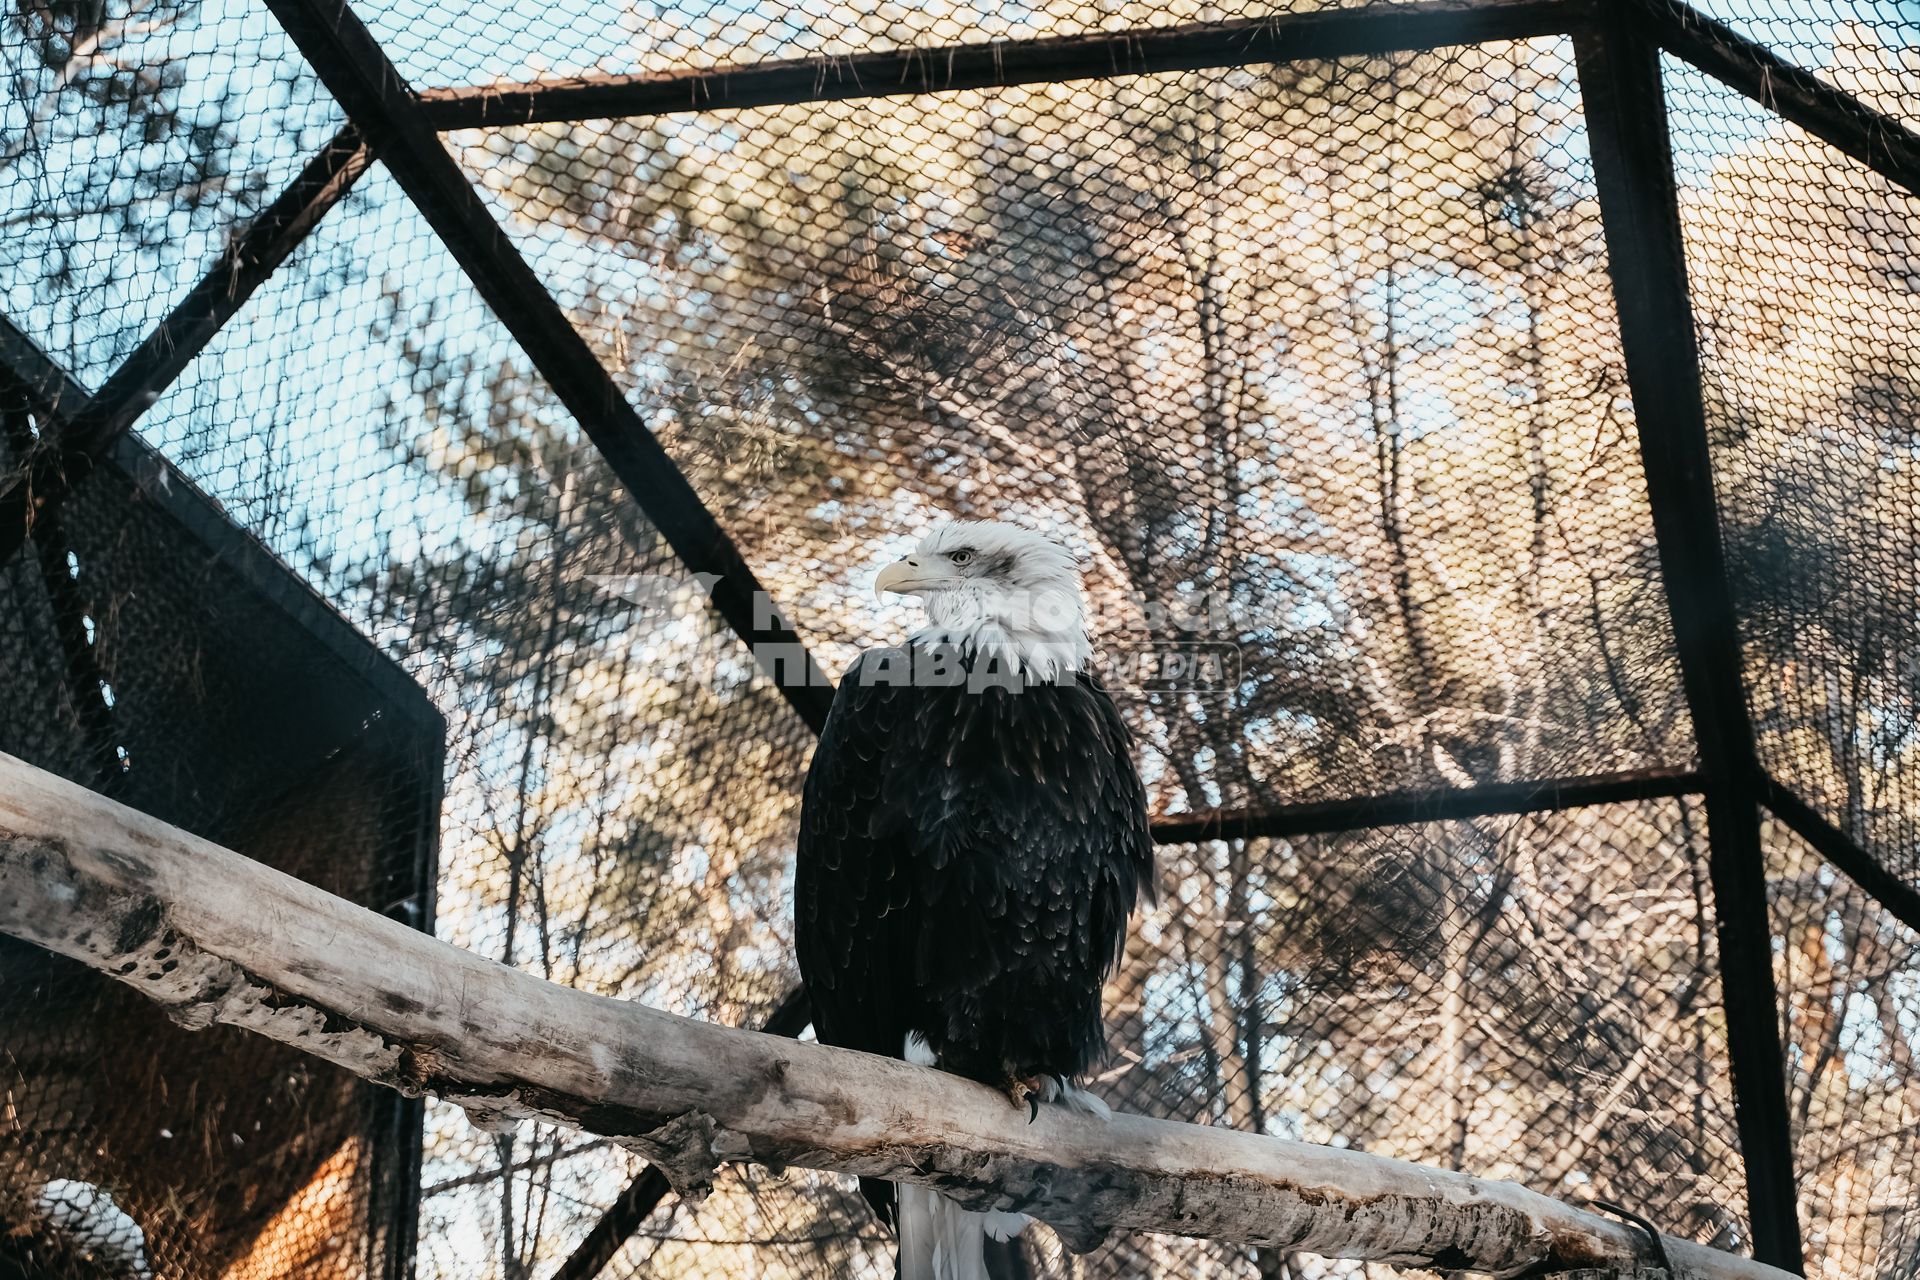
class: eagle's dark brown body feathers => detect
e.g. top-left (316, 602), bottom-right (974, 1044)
top-left (795, 644), bottom-right (1153, 1231)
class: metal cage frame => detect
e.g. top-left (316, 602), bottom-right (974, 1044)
top-left (5, 0), bottom-right (1919, 1274)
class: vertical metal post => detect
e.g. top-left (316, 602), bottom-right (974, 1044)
top-left (1574, 23), bottom-right (1804, 1272)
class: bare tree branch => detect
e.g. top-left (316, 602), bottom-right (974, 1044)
top-left (0, 751), bottom-right (1787, 1280)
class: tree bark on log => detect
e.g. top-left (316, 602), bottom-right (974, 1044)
top-left (0, 752), bottom-right (1787, 1279)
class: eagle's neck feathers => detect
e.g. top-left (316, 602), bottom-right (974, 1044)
top-left (911, 586), bottom-right (1092, 683)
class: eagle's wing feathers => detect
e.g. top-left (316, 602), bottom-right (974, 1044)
top-left (795, 650), bottom-right (1153, 1231)
top-left (796, 649), bottom-right (918, 1061)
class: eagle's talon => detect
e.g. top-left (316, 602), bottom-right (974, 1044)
top-left (1004, 1075), bottom-right (1043, 1120)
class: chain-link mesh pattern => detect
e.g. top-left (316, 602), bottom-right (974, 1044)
top-left (0, 424), bottom-right (433, 1277)
top-left (0, 0), bottom-right (340, 389)
top-left (605, 1166), bottom-right (893, 1277)
top-left (363, 0), bottom-right (1417, 95)
top-left (1666, 60), bottom-right (1920, 893)
top-left (2, 1), bottom-right (1917, 1278)
top-left (127, 163), bottom-right (819, 1277)
top-left (633, 799), bottom-right (1748, 1279)
top-left (451, 36), bottom-right (1695, 820)
top-left (1766, 817), bottom-right (1920, 1280)
top-left (1670, 0), bottom-right (1919, 129)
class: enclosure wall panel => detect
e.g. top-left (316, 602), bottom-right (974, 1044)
top-left (0, 433), bottom-right (440, 1280)
top-left (416, 0), bottom-right (1591, 129)
top-left (626, 796), bottom-right (1749, 1277)
top-left (449, 36), bottom-right (1697, 824)
top-left (1763, 816), bottom-right (1920, 1280)
top-left (348, 0), bottom-right (1553, 100)
top-left (1664, 62), bottom-right (1920, 900)
top-left (0, 0), bottom-right (344, 390)
top-left (121, 163), bottom-right (834, 1278)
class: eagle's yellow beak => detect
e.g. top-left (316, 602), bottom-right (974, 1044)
top-left (874, 558), bottom-right (939, 601)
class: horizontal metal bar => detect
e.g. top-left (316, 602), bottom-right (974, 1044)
top-left (555, 763), bottom-right (1698, 1280)
top-left (1148, 764), bottom-right (1701, 845)
top-left (419, 0), bottom-right (1592, 130)
top-left (266, 0), bottom-right (837, 734)
top-left (1644, 0), bottom-right (1920, 198)
top-left (1760, 775), bottom-right (1920, 938)
top-left (0, 125), bottom-right (373, 565)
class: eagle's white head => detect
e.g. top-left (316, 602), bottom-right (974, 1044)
top-left (874, 519), bottom-right (1091, 681)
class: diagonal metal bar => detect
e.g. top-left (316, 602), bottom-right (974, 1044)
top-left (1640, 0), bottom-right (1920, 199)
top-left (1574, 22), bottom-right (1804, 1273)
top-left (547, 987), bottom-right (813, 1280)
top-left (1759, 775), bottom-right (1920, 937)
top-left (0, 125), bottom-right (372, 566)
top-left (418, 0), bottom-right (1592, 130)
top-left (263, 0), bottom-right (836, 733)
top-left (1148, 764), bottom-right (1701, 845)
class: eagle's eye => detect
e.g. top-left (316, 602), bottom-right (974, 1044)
top-left (948, 549), bottom-right (975, 566)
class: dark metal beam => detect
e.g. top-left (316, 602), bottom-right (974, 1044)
top-left (1575, 23), bottom-right (1804, 1272)
top-left (418, 0), bottom-right (1593, 129)
top-left (0, 126), bottom-right (372, 567)
top-left (1147, 764), bottom-right (1701, 845)
top-left (546, 987), bottom-right (813, 1280)
top-left (0, 315), bottom-right (90, 423)
top-left (263, 0), bottom-right (836, 734)
top-left (1760, 775), bottom-right (1920, 937)
top-left (1642, 0), bottom-right (1920, 199)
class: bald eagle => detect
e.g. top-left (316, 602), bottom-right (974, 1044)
top-left (795, 520), bottom-right (1153, 1280)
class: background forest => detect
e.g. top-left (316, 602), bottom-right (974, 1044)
top-left (0, 0), bottom-right (1914, 1277)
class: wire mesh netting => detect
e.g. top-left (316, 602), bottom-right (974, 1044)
top-left (0, 417), bottom-right (436, 1277)
top-left (625, 800), bottom-right (1749, 1280)
top-left (1666, 58), bottom-right (1920, 894)
top-left (1661, 0), bottom-right (1920, 129)
top-left (364, 0), bottom-right (1423, 95)
top-left (0, 0), bottom-right (1917, 1278)
top-left (0, 0), bottom-right (341, 388)
top-left (119, 164), bottom-right (823, 1277)
top-left (448, 35), bottom-right (1696, 813)
top-left (1765, 817), bottom-right (1920, 1280)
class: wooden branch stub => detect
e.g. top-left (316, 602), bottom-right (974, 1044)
top-left (0, 752), bottom-right (1789, 1280)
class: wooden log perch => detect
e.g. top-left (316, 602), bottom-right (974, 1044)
top-left (0, 752), bottom-right (1787, 1280)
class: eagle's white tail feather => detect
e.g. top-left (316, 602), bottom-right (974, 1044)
top-left (1038, 1075), bottom-right (1112, 1120)
top-left (897, 1182), bottom-right (987, 1280)
top-left (899, 1035), bottom-right (1030, 1280)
